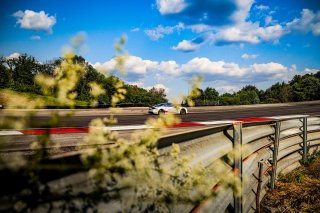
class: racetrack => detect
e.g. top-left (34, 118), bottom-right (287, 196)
top-left (26, 101), bottom-right (320, 128)
top-left (1, 101), bottom-right (320, 154)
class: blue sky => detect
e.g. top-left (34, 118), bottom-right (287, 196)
top-left (1, 0), bottom-right (320, 100)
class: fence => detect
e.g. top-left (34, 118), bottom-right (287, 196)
top-left (1, 115), bottom-right (320, 212)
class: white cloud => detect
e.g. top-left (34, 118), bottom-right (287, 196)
top-left (231, 0), bottom-right (254, 24)
top-left (13, 10), bottom-right (56, 33)
top-left (251, 62), bottom-right (288, 79)
top-left (5, 52), bottom-right (21, 60)
top-left (181, 57), bottom-right (247, 77)
top-left (131, 28), bottom-right (140, 32)
top-left (147, 83), bottom-right (170, 94)
top-left (188, 24), bottom-right (213, 33)
top-left (30, 35), bottom-right (41, 40)
top-left (144, 23), bottom-right (184, 40)
top-left (254, 5), bottom-right (269, 10)
top-left (93, 55), bottom-right (290, 83)
top-left (241, 53), bottom-right (258, 60)
top-left (217, 85), bottom-right (242, 94)
top-left (127, 81), bottom-right (170, 94)
top-left (127, 81), bottom-right (145, 88)
top-left (304, 68), bottom-right (319, 74)
top-left (171, 40), bottom-right (201, 52)
top-left (156, 0), bottom-right (187, 15)
top-left (286, 9), bottom-right (320, 36)
top-left (213, 22), bottom-right (287, 45)
top-left (94, 56), bottom-right (158, 78)
top-left (265, 16), bottom-right (277, 25)
top-left (156, 61), bottom-right (181, 76)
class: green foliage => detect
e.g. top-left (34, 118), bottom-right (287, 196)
top-left (263, 82), bottom-right (293, 103)
top-left (192, 72), bottom-right (320, 106)
top-left (0, 53), bottom-right (167, 107)
top-left (237, 85), bottom-right (260, 104)
top-left (1, 52), bottom-right (320, 107)
top-left (278, 170), bottom-right (305, 184)
top-left (290, 74), bottom-right (320, 101)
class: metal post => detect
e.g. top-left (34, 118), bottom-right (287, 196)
top-left (233, 122), bottom-right (243, 213)
top-left (270, 121), bottom-right (280, 190)
top-left (256, 161), bottom-right (264, 213)
top-left (302, 117), bottom-right (308, 164)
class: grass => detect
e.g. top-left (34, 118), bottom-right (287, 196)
top-left (0, 90), bottom-right (89, 108)
top-left (261, 155), bottom-right (320, 212)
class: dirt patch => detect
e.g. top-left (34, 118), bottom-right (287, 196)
top-left (261, 157), bottom-right (320, 213)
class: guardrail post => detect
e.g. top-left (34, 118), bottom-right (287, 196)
top-left (256, 161), bottom-right (264, 213)
top-left (270, 121), bottom-right (280, 190)
top-left (233, 122), bottom-right (243, 213)
top-left (302, 117), bottom-right (308, 164)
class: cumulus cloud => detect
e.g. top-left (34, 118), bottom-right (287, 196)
top-left (156, 0), bottom-right (254, 26)
top-left (127, 81), bottom-right (145, 88)
top-left (147, 83), bottom-right (170, 93)
top-left (286, 9), bottom-right (320, 36)
top-left (265, 16), bottom-right (276, 25)
top-left (153, 1), bottom-right (320, 51)
top-left (254, 5), bottom-right (269, 11)
top-left (128, 81), bottom-right (170, 94)
top-left (304, 68), bottom-right (319, 74)
top-left (5, 52), bottom-right (21, 60)
top-left (213, 22), bottom-right (286, 45)
top-left (181, 57), bottom-right (246, 77)
top-left (93, 55), bottom-right (291, 83)
top-left (156, 0), bottom-right (187, 15)
top-left (144, 23), bottom-right (184, 40)
top-left (216, 85), bottom-right (242, 93)
top-left (93, 56), bottom-right (158, 81)
top-left (172, 40), bottom-right (201, 52)
top-left (156, 61), bottom-right (181, 76)
top-left (172, 34), bottom-right (210, 52)
top-left (13, 10), bottom-right (56, 33)
top-left (241, 53), bottom-right (258, 60)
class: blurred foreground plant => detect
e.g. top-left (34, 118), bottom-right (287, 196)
top-left (0, 34), bottom-right (241, 212)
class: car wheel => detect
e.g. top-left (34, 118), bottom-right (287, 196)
top-left (180, 109), bottom-right (186, 115)
top-left (158, 110), bottom-right (165, 115)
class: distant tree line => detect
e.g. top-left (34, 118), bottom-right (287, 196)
top-left (192, 71), bottom-right (320, 106)
top-left (0, 54), bottom-right (167, 107)
top-left (1, 53), bottom-right (320, 107)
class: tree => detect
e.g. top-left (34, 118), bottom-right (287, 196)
top-left (290, 74), bottom-right (320, 101)
top-left (0, 57), bottom-right (10, 89)
top-left (204, 87), bottom-right (219, 101)
top-left (5, 54), bottom-right (42, 93)
top-left (263, 82), bottom-right (293, 103)
top-left (237, 85), bottom-right (260, 104)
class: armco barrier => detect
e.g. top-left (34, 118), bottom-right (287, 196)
top-left (0, 115), bottom-right (320, 212)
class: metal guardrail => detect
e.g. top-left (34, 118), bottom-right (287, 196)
top-left (1, 115), bottom-right (320, 212)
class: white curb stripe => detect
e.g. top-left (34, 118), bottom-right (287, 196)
top-left (269, 115), bottom-right (308, 119)
top-left (198, 120), bottom-right (234, 125)
top-left (0, 131), bottom-right (23, 136)
top-left (91, 125), bottom-right (151, 131)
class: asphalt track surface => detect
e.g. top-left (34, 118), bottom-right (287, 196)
top-left (1, 102), bottom-right (320, 153)
top-left (28, 102), bottom-right (320, 128)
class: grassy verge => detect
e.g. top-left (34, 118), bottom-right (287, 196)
top-left (261, 155), bottom-right (320, 212)
top-left (0, 90), bottom-right (89, 108)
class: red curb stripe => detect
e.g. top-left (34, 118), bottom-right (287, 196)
top-left (234, 117), bottom-right (274, 122)
top-left (20, 127), bottom-right (89, 135)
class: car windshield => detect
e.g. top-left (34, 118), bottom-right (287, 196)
top-left (155, 103), bottom-right (173, 107)
top-left (155, 103), bottom-right (167, 107)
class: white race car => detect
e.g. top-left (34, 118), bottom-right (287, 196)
top-left (148, 103), bottom-right (188, 115)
